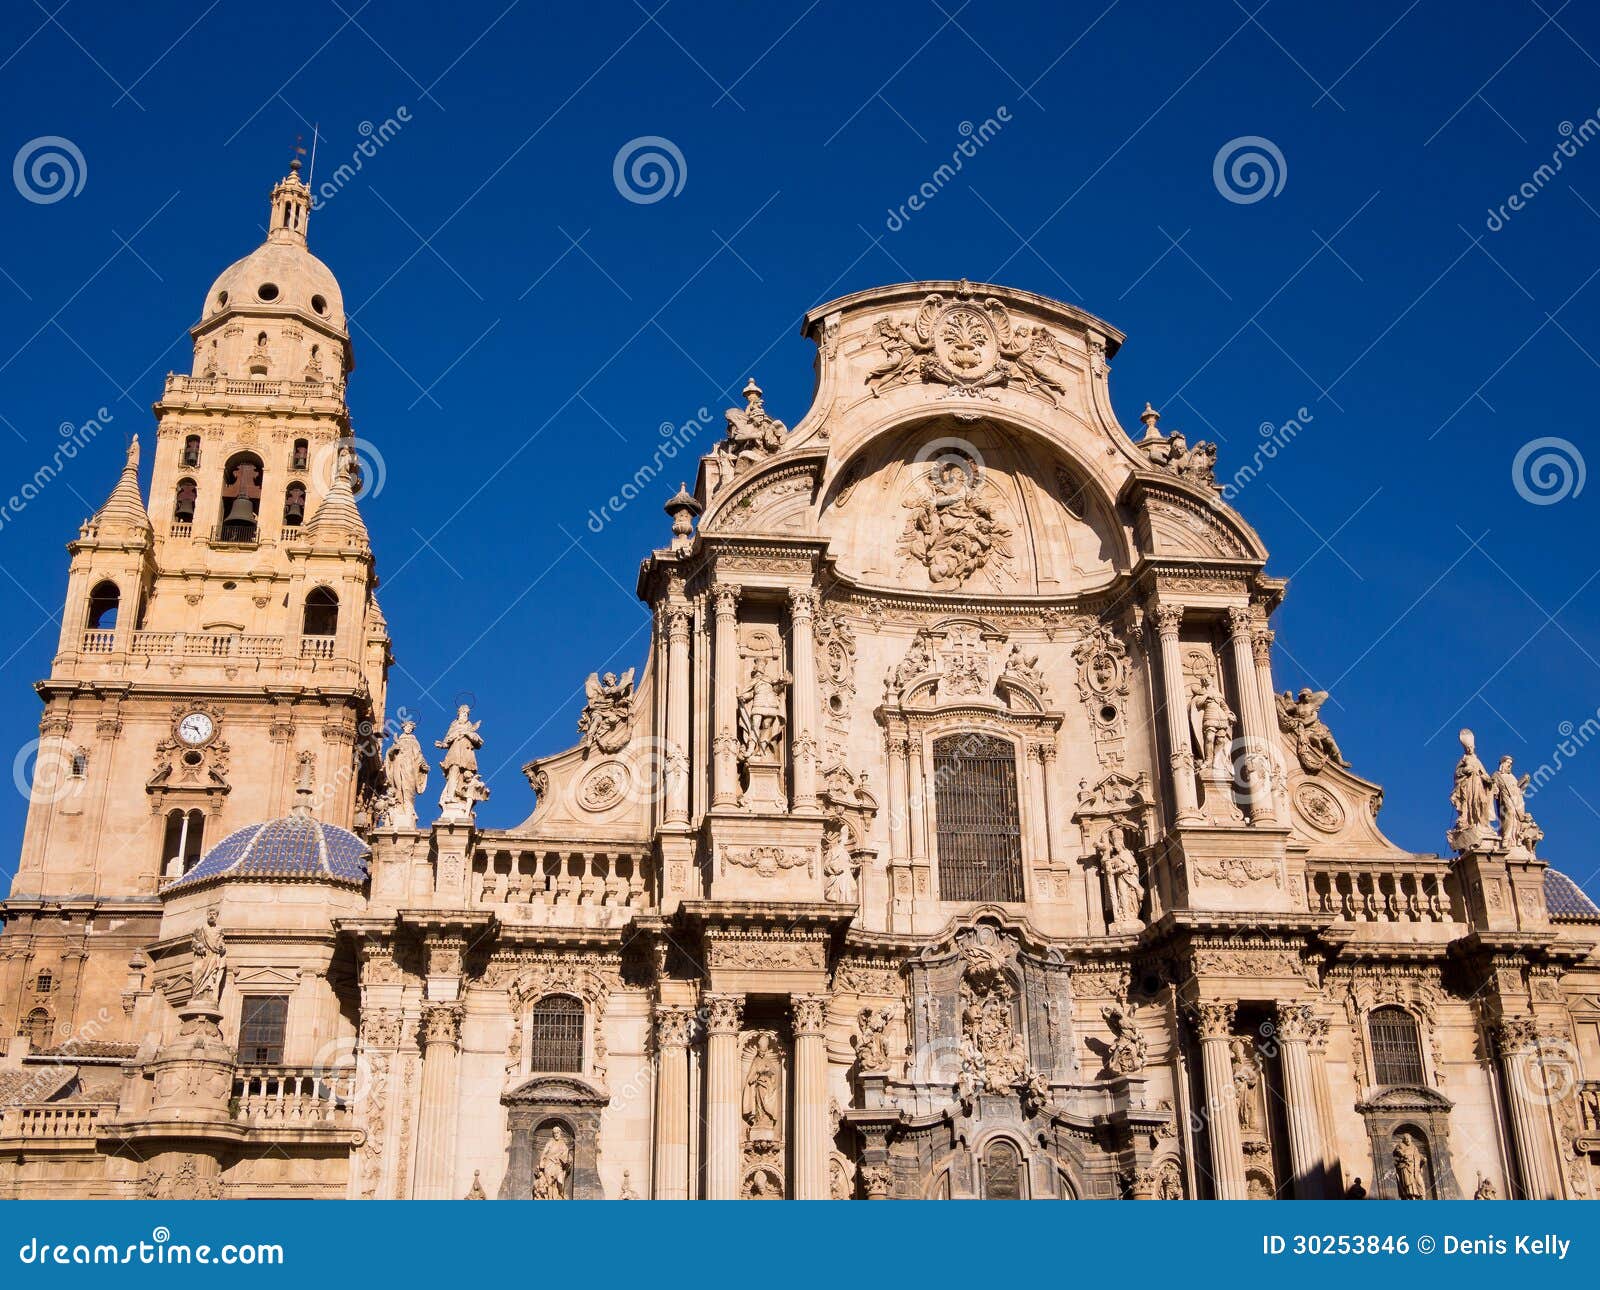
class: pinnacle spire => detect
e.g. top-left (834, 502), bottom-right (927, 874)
top-left (303, 442), bottom-right (369, 547)
top-left (90, 436), bottom-right (151, 538)
top-left (267, 155), bottom-right (311, 248)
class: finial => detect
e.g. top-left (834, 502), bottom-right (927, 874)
top-left (1139, 402), bottom-right (1162, 440)
top-left (125, 434), bottom-right (140, 469)
top-left (743, 377), bottom-right (762, 403)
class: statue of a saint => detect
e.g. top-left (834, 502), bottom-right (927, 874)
top-left (1231, 1038), bottom-right (1260, 1132)
top-left (190, 910), bottom-right (226, 1004)
top-left (822, 829), bottom-right (858, 904)
top-left (1393, 1135), bottom-right (1427, 1199)
top-left (1449, 728), bottom-right (1493, 847)
top-left (382, 719), bottom-right (429, 828)
top-left (855, 1008), bottom-right (891, 1073)
top-left (737, 654), bottom-right (790, 763)
top-left (1491, 755), bottom-right (1534, 854)
top-left (1187, 673), bottom-right (1235, 773)
top-left (531, 1125), bottom-right (572, 1200)
top-left (436, 705), bottom-right (484, 811)
top-left (1097, 826), bottom-right (1144, 930)
top-left (742, 1034), bottom-right (782, 1135)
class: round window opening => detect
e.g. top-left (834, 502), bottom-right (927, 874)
top-left (310, 294), bottom-right (327, 315)
top-left (257, 282), bottom-right (280, 303)
top-left (182, 750), bottom-right (203, 768)
top-left (1099, 703), bottom-right (1118, 724)
top-left (222, 580), bottom-right (238, 590)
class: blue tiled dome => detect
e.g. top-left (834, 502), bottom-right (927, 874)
top-left (167, 811), bottom-right (369, 892)
top-left (1544, 868), bottom-right (1600, 920)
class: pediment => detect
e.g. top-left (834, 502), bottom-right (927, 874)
top-left (502, 1074), bottom-right (609, 1107)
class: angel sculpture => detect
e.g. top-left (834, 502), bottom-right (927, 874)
top-left (1002, 324), bottom-right (1068, 404)
top-left (1101, 1003), bottom-right (1148, 1076)
top-left (1275, 687), bottom-right (1350, 773)
top-left (577, 669), bottom-right (635, 757)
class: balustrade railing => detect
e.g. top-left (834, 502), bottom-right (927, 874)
top-left (232, 1067), bottom-right (353, 1125)
top-left (0, 1103), bottom-right (112, 1140)
top-left (164, 374), bottom-right (342, 400)
top-left (1306, 859), bottom-right (1458, 923)
top-left (473, 846), bottom-right (653, 923)
top-left (128, 632), bottom-right (284, 659)
top-left (80, 630), bottom-right (115, 654)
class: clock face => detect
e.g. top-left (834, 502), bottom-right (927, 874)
top-left (177, 712), bottom-right (215, 746)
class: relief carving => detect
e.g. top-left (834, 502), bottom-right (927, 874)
top-left (577, 670), bottom-right (634, 756)
top-left (898, 457), bottom-right (1012, 587)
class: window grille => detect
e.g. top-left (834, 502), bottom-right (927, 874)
top-left (1369, 1006), bottom-right (1426, 1086)
top-left (528, 995), bottom-right (584, 1073)
top-left (933, 733), bottom-right (1024, 903)
top-left (239, 994), bottom-right (289, 1065)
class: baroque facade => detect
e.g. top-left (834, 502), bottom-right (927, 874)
top-left (3, 165), bottom-right (1599, 1201)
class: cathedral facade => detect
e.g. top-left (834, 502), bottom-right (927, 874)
top-left (2, 165), bottom-right (1598, 1201)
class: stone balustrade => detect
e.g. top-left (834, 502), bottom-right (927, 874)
top-left (1580, 1081), bottom-right (1600, 1134)
top-left (163, 374), bottom-right (344, 400)
top-left (472, 845), bottom-right (653, 925)
top-left (0, 1103), bottom-right (112, 1140)
top-left (1306, 858), bottom-right (1459, 923)
top-left (232, 1067), bottom-right (353, 1125)
top-left (80, 630), bottom-right (116, 654)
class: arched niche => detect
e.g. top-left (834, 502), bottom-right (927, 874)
top-left (816, 414), bottom-right (1128, 596)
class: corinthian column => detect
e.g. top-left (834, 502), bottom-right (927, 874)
top-left (704, 994), bottom-right (744, 1199)
top-left (711, 584), bottom-right (741, 807)
top-left (664, 607), bottom-right (692, 825)
top-left (788, 589), bottom-right (820, 811)
top-left (1497, 1019), bottom-right (1560, 1198)
top-left (792, 994), bottom-right (829, 1199)
top-left (411, 1004), bottom-right (462, 1199)
top-left (1274, 1004), bottom-right (1324, 1197)
top-left (652, 1005), bottom-right (693, 1199)
top-left (1193, 1001), bottom-right (1246, 1199)
top-left (1153, 604), bottom-right (1201, 823)
top-left (1227, 607), bottom-right (1276, 821)
top-left (1251, 627), bottom-right (1288, 818)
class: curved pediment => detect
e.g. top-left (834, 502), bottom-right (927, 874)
top-left (502, 1074), bottom-right (609, 1107)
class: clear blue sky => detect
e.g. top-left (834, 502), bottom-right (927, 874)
top-left (0, 0), bottom-right (1597, 888)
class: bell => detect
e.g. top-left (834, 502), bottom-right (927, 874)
top-left (283, 497), bottom-right (304, 525)
top-left (224, 494), bottom-right (256, 525)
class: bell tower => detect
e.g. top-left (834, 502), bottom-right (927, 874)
top-left (0, 160), bottom-right (390, 1056)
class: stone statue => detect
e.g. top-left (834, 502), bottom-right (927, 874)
top-left (1096, 826), bottom-right (1145, 931)
top-left (1230, 1038), bottom-right (1260, 1132)
top-left (1275, 688), bottom-right (1349, 772)
top-left (719, 378), bottom-right (787, 468)
top-left (619, 1170), bottom-right (639, 1200)
top-left (1000, 642), bottom-right (1047, 695)
top-left (1187, 673), bottom-right (1235, 773)
top-left (1101, 1003), bottom-right (1147, 1076)
top-left (465, 1170), bottom-right (486, 1200)
top-left (577, 669), bottom-right (635, 756)
top-left (855, 1008), bottom-right (891, 1073)
top-left (822, 828), bottom-right (858, 904)
top-left (1393, 1135), bottom-right (1427, 1199)
top-left (737, 653), bottom-right (790, 763)
top-left (190, 910), bottom-right (226, 1004)
top-left (891, 630), bottom-right (936, 690)
top-left (531, 1125), bottom-right (572, 1199)
top-left (436, 705), bottom-right (485, 815)
top-left (1473, 1173), bottom-right (1497, 1200)
top-left (1449, 728), bottom-right (1493, 848)
top-left (382, 718), bottom-right (429, 829)
top-left (960, 973), bottom-right (1028, 1093)
top-left (899, 460), bottom-right (1012, 587)
top-left (742, 1034), bottom-right (782, 1134)
top-left (1491, 755), bottom-right (1536, 855)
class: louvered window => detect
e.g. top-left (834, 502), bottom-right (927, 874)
top-left (933, 734), bottom-right (1024, 903)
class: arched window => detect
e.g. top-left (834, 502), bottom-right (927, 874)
top-left (932, 733), bottom-right (1023, 902)
top-left (1369, 1006), bottom-right (1427, 1086)
top-left (528, 995), bottom-right (584, 1073)
top-left (302, 587), bottom-right (338, 637)
top-left (22, 1008), bottom-right (52, 1050)
top-left (86, 581), bottom-right (120, 630)
top-left (981, 1139), bottom-right (1025, 1199)
top-left (219, 452), bottom-right (263, 542)
top-left (161, 808), bottom-right (206, 877)
top-left (283, 481), bottom-right (306, 527)
top-left (291, 438), bottom-right (309, 471)
top-left (182, 435), bottom-right (201, 467)
top-left (173, 477), bottom-right (197, 525)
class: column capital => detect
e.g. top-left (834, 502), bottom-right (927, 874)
top-left (1225, 605), bottom-right (1254, 639)
top-left (710, 582), bottom-right (741, 616)
top-left (1152, 603), bottom-right (1184, 637)
top-left (1251, 628), bottom-right (1275, 666)
top-left (704, 993), bottom-right (744, 1035)
top-left (792, 994), bottom-right (828, 1036)
top-left (419, 1003), bottom-right (463, 1052)
top-left (653, 1003), bottom-right (694, 1050)
top-left (1190, 999), bottom-right (1236, 1040)
top-left (787, 586), bottom-right (819, 619)
top-left (665, 606), bottom-right (693, 641)
top-left (1274, 1002), bottom-right (1315, 1043)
